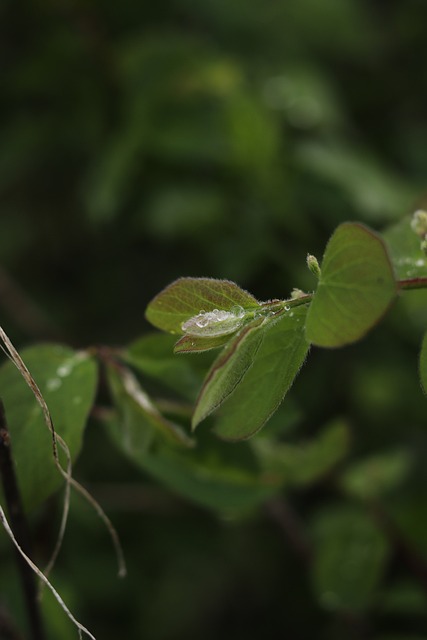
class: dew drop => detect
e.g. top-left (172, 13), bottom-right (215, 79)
top-left (285, 305), bottom-right (291, 311)
top-left (231, 305), bottom-right (245, 319)
top-left (47, 378), bottom-right (61, 392)
top-left (216, 310), bottom-right (229, 321)
top-left (196, 315), bottom-right (209, 328)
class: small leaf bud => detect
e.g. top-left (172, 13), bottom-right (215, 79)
top-left (290, 288), bottom-right (307, 300)
top-left (307, 254), bottom-right (321, 279)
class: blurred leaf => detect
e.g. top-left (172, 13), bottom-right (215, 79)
top-left (213, 305), bottom-right (310, 440)
top-left (383, 215), bottom-right (427, 280)
top-left (145, 186), bottom-right (227, 240)
top-left (311, 506), bottom-right (390, 612)
top-left (193, 318), bottom-right (264, 428)
top-left (306, 223), bottom-right (397, 347)
top-left (254, 420), bottom-right (349, 486)
top-left (105, 414), bottom-right (278, 512)
top-left (0, 345), bottom-right (97, 509)
top-left (297, 142), bottom-right (415, 221)
top-left (420, 331), bottom-right (427, 395)
top-left (124, 333), bottom-right (208, 400)
top-left (377, 580), bottom-right (427, 616)
top-left (107, 365), bottom-right (193, 449)
top-left (263, 66), bottom-right (345, 132)
top-left (225, 92), bottom-right (280, 186)
top-left (145, 277), bottom-right (260, 334)
top-left (340, 450), bottom-right (411, 500)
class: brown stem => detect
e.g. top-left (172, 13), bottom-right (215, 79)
top-left (0, 400), bottom-right (46, 640)
top-left (398, 277), bottom-right (427, 291)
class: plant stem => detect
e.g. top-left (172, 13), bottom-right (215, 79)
top-left (398, 276), bottom-right (427, 291)
top-left (0, 400), bottom-right (46, 640)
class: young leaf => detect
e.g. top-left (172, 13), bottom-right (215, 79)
top-left (0, 345), bottom-right (97, 509)
top-left (383, 214), bottom-right (427, 280)
top-left (145, 277), bottom-right (260, 334)
top-left (419, 330), bottom-right (427, 395)
top-left (305, 222), bottom-right (397, 347)
top-left (192, 318), bottom-right (264, 428)
top-left (173, 333), bottom-right (231, 353)
top-left (213, 305), bottom-right (310, 440)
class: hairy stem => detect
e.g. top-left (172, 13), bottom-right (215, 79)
top-left (0, 400), bottom-right (46, 640)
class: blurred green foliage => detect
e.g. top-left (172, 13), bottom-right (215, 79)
top-left (1, 0), bottom-right (427, 639)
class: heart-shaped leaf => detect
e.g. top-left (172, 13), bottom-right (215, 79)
top-left (213, 305), bottom-right (310, 440)
top-left (145, 277), bottom-right (260, 334)
top-left (305, 222), bottom-right (397, 347)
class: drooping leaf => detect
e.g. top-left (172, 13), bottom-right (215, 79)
top-left (0, 345), bottom-right (97, 509)
top-left (123, 333), bottom-right (208, 400)
top-left (213, 305), bottom-right (310, 440)
top-left (419, 330), bottom-right (427, 395)
top-left (145, 277), bottom-right (260, 334)
top-left (305, 222), bottom-right (397, 347)
top-left (192, 318), bottom-right (264, 428)
top-left (311, 506), bottom-right (390, 612)
top-left (107, 365), bottom-right (193, 448)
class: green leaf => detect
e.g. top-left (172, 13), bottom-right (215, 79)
top-left (383, 214), bottom-right (427, 280)
top-left (107, 365), bottom-right (193, 448)
top-left (340, 450), bottom-right (411, 500)
top-left (213, 305), bottom-right (310, 440)
top-left (419, 330), bottom-right (427, 395)
top-left (254, 420), bottom-right (349, 486)
top-left (0, 345), bottom-right (97, 509)
top-left (305, 222), bottom-right (397, 347)
top-left (311, 506), bottom-right (390, 612)
top-left (105, 417), bottom-right (278, 513)
top-left (145, 277), bottom-right (260, 334)
top-left (124, 333), bottom-right (208, 400)
top-left (173, 333), bottom-right (232, 354)
top-left (192, 319), bottom-right (264, 428)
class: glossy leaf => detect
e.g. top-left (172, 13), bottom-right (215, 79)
top-left (145, 277), bottom-right (260, 334)
top-left (311, 506), bottom-right (390, 612)
top-left (0, 345), bottom-right (97, 509)
top-left (419, 330), bottom-right (427, 395)
top-left (192, 319), bottom-right (264, 428)
top-left (306, 222), bottom-right (397, 347)
top-left (213, 305), bottom-right (310, 440)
